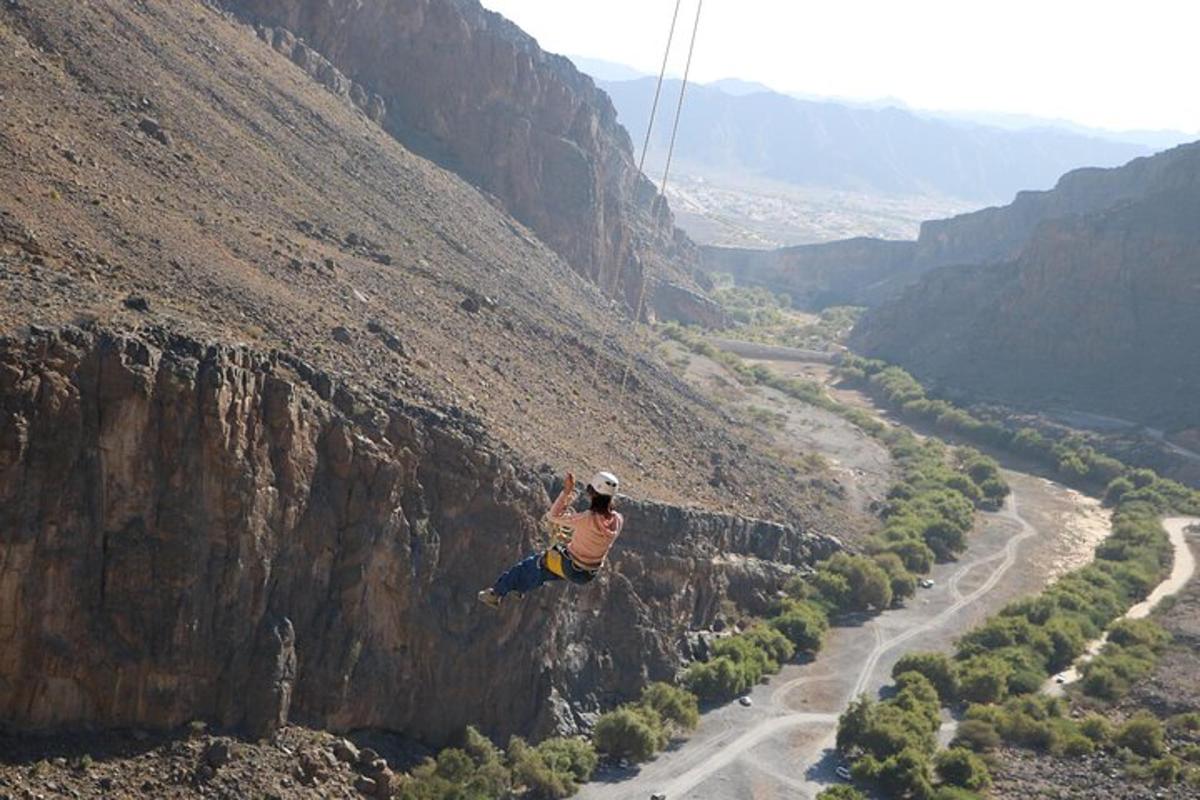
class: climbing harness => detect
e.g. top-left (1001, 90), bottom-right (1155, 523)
top-left (543, 544), bottom-right (597, 585)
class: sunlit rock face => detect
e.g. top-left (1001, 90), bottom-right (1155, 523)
top-left (0, 327), bottom-right (838, 743)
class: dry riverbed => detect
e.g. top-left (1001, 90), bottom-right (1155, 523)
top-left (580, 351), bottom-right (1112, 800)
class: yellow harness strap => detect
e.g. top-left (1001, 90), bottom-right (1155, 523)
top-left (543, 547), bottom-right (567, 579)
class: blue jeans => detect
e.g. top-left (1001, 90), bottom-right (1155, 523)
top-left (492, 548), bottom-right (595, 597)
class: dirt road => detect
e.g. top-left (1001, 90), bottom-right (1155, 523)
top-left (579, 473), bottom-right (1110, 800)
top-left (581, 352), bottom-right (1111, 800)
top-left (1046, 515), bottom-right (1200, 695)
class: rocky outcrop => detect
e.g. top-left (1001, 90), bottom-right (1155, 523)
top-left (221, 0), bottom-right (703, 321)
top-left (0, 326), bottom-right (837, 742)
top-left (650, 280), bottom-right (729, 328)
top-left (702, 142), bottom-right (1200, 311)
top-left (852, 185), bottom-right (1200, 428)
top-left (255, 25), bottom-right (387, 123)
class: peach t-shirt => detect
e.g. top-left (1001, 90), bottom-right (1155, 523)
top-left (545, 486), bottom-right (623, 570)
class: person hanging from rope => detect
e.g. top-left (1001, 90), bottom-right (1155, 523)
top-left (478, 471), bottom-right (623, 608)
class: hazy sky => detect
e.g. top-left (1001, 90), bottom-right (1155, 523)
top-left (481, 0), bottom-right (1199, 134)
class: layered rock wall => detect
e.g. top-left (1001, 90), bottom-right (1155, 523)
top-left (852, 188), bottom-right (1200, 428)
top-left (0, 327), bottom-right (837, 742)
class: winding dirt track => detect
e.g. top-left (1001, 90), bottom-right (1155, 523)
top-left (1046, 515), bottom-right (1200, 695)
top-left (579, 485), bottom-right (1064, 800)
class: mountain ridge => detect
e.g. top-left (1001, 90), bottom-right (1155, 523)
top-left (851, 143), bottom-right (1200, 430)
top-left (600, 76), bottom-right (1153, 203)
top-left (703, 141), bottom-right (1200, 308)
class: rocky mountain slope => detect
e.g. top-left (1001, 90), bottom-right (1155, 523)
top-left (851, 144), bottom-right (1200, 430)
top-left (220, 0), bottom-right (719, 324)
top-left (0, 0), bottom-right (856, 746)
top-left (703, 142), bottom-right (1200, 309)
top-left (601, 77), bottom-right (1151, 203)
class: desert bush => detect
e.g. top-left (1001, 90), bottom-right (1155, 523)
top-left (682, 656), bottom-right (749, 702)
top-left (930, 788), bottom-right (983, 800)
top-left (769, 599), bottom-right (829, 654)
top-left (1062, 733), bottom-right (1095, 757)
top-left (873, 552), bottom-right (918, 604)
top-left (742, 624), bottom-right (796, 666)
top-left (812, 552), bottom-right (893, 612)
top-left (711, 635), bottom-right (772, 681)
top-left (593, 705), bottom-right (667, 763)
top-left (639, 682), bottom-right (700, 732)
top-left (1116, 712), bottom-right (1166, 759)
top-left (934, 747), bottom-right (991, 790)
top-left (892, 652), bottom-right (959, 703)
top-left (956, 655), bottom-right (1011, 704)
top-left (504, 735), bottom-right (596, 799)
top-left (1079, 713), bottom-right (1114, 745)
top-left (816, 786), bottom-right (867, 800)
top-left (1150, 755), bottom-right (1182, 785)
top-left (951, 719), bottom-right (1000, 753)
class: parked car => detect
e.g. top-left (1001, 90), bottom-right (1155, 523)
top-left (920, 578), bottom-right (935, 589)
top-left (836, 765), bottom-right (852, 781)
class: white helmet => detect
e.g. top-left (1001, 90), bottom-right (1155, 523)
top-left (588, 471), bottom-right (620, 497)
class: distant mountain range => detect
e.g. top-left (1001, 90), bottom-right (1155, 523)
top-left (598, 76), bottom-right (1157, 203)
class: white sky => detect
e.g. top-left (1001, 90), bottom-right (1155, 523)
top-left (481, 0), bottom-right (1200, 134)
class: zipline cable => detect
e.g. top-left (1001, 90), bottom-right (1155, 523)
top-left (591, 0), bottom-right (684, 388)
top-left (636, 0), bottom-right (683, 177)
top-left (618, 0), bottom-right (703, 397)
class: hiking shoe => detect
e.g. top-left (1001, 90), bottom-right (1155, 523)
top-left (477, 588), bottom-right (501, 609)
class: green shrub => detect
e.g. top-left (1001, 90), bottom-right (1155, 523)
top-left (743, 625), bottom-right (796, 667)
top-left (1107, 618), bottom-right (1171, 650)
top-left (956, 655), bottom-right (1011, 704)
top-left (880, 537), bottom-right (936, 574)
top-left (873, 552), bottom-right (918, 604)
top-left (1079, 713), bottom-right (1114, 745)
top-left (951, 719), bottom-right (1000, 753)
top-left (871, 747), bottom-right (935, 799)
top-left (593, 705), bottom-right (667, 763)
top-left (1062, 733), bottom-right (1095, 757)
top-left (813, 553), bottom-right (894, 612)
top-left (1116, 712), bottom-right (1166, 758)
top-left (505, 736), bottom-right (596, 799)
top-left (533, 738), bottom-right (597, 786)
top-left (934, 747), bottom-right (991, 790)
top-left (769, 600), bottom-right (829, 654)
top-left (683, 656), bottom-right (752, 702)
top-left (816, 787), bottom-right (867, 800)
top-left (711, 635), bottom-right (772, 681)
top-left (892, 652), bottom-right (958, 703)
top-left (930, 788), bottom-right (983, 800)
top-left (1150, 755), bottom-right (1182, 785)
top-left (1169, 712), bottom-right (1200, 733)
top-left (639, 682), bottom-right (700, 732)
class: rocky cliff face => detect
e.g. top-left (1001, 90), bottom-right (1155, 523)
top-left (912, 141), bottom-right (1200, 269)
top-left (221, 0), bottom-right (713, 323)
top-left (702, 142), bottom-right (1200, 311)
top-left (852, 186), bottom-right (1200, 428)
top-left (0, 326), bottom-right (837, 742)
